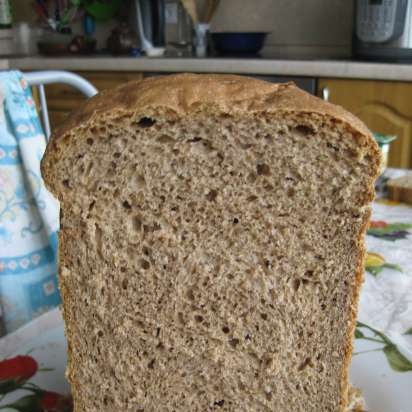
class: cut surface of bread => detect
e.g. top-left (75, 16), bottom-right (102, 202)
top-left (41, 74), bottom-right (380, 412)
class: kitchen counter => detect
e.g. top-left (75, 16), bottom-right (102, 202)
top-left (3, 56), bottom-right (412, 81)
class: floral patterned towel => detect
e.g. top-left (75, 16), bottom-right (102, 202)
top-left (0, 71), bottom-right (60, 335)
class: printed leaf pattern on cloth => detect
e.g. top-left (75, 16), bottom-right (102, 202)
top-left (355, 322), bottom-right (412, 372)
top-left (367, 220), bottom-right (412, 241)
top-left (0, 355), bottom-right (72, 411)
top-left (365, 252), bottom-right (403, 277)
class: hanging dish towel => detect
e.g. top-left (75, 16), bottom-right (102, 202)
top-left (0, 71), bottom-right (60, 335)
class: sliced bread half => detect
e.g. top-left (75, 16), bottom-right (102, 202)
top-left (41, 74), bottom-right (380, 412)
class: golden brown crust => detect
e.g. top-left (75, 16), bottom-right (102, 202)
top-left (41, 73), bottom-right (381, 411)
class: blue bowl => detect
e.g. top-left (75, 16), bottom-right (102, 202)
top-left (211, 32), bottom-right (268, 56)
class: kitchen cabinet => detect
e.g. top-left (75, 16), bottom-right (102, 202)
top-left (44, 71), bottom-right (144, 129)
top-left (318, 78), bottom-right (412, 168)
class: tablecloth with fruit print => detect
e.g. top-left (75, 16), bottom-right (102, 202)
top-left (0, 198), bottom-right (411, 412)
top-left (356, 199), bottom-right (412, 373)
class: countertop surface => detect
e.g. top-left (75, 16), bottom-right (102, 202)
top-left (2, 55), bottom-right (412, 81)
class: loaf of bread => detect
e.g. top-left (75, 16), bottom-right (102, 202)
top-left (41, 74), bottom-right (380, 412)
top-left (387, 174), bottom-right (412, 205)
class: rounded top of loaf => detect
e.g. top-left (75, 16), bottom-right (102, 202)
top-left (51, 73), bottom-right (372, 140)
top-left (42, 73), bottom-right (380, 189)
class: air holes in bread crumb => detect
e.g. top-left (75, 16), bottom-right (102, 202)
top-left (97, 330), bottom-right (104, 337)
top-left (157, 135), bottom-right (175, 144)
top-left (113, 152), bottom-right (121, 158)
top-left (222, 326), bottom-right (230, 334)
top-left (147, 359), bottom-right (155, 369)
top-left (292, 279), bottom-right (300, 291)
top-left (62, 179), bottom-right (71, 188)
top-left (86, 138), bottom-right (93, 145)
top-left (140, 259), bottom-right (150, 270)
top-left (257, 163), bottom-right (270, 176)
top-left (131, 174), bottom-right (145, 189)
top-left (132, 216), bottom-right (142, 231)
top-left (206, 190), bottom-right (218, 201)
top-left (260, 313), bottom-right (268, 320)
top-left (85, 162), bottom-right (94, 176)
top-left (248, 173), bottom-right (257, 183)
top-left (186, 289), bottom-right (195, 300)
top-left (327, 142), bottom-right (339, 152)
top-left (122, 279), bottom-right (128, 290)
top-left (194, 315), bottom-right (203, 323)
top-left (229, 338), bottom-right (240, 348)
top-left (295, 125), bottom-right (315, 136)
top-left (264, 357), bottom-right (273, 369)
top-left (264, 183), bottom-right (274, 191)
top-left (233, 217), bottom-right (239, 224)
top-left (188, 137), bottom-right (202, 143)
top-left (122, 200), bottom-right (131, 209)
top-left (94, 224), bottom-right (103, 257)
top-left (137, 117), bottom-right (156, 128)
top-left (214, 400), bottom-right (225, 407)
top-left (298, 357), bottom-right (313, 371)
top-left (240, 143), bottom-right (253, 150)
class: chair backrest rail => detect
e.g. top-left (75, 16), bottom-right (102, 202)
top-left (24, 70), bottom-right (98, 139)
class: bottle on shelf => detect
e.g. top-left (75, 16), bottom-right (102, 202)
top-left (0, 0), bottom-right (12, 29)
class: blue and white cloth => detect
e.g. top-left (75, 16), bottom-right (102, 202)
top-left (0, 71), bottom-right (60, 335)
